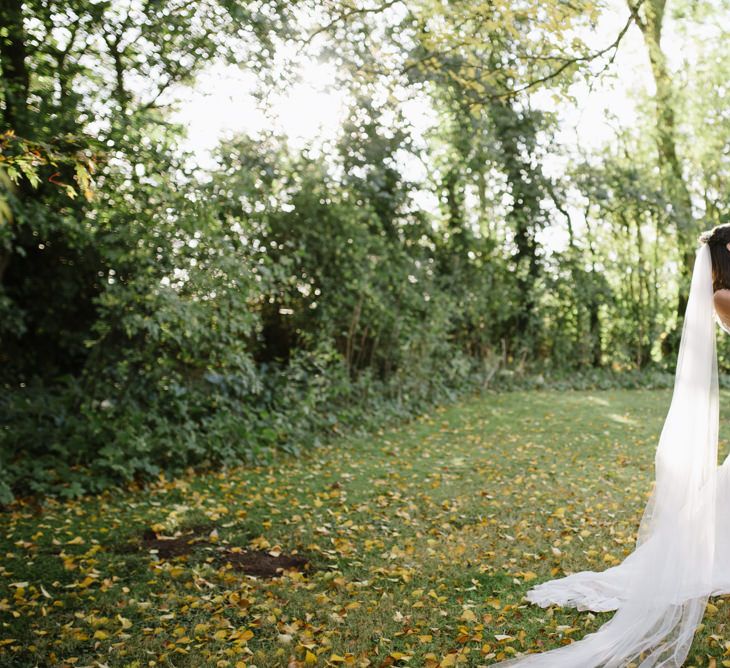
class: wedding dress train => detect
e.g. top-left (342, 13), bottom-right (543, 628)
top-left (490, 242), bottom-right (723, 667)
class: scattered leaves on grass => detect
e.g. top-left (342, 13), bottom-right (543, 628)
top-left (3, 389), bottom-right (730, 666)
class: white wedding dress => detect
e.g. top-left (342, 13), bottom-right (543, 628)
top-left (491, 242), bottom-right (727, 667)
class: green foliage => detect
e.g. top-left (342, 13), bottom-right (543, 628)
top-left (2, 0), bottom-right (729, 502)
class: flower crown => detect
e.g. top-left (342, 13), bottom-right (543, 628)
top-left (699, 230), bottom-right (713, 245)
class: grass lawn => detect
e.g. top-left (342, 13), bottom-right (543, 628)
top-left (4, 388), bottom-right (730, 668)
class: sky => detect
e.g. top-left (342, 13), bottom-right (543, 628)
top-left (171, 1), bottom-right (658, 159)
top-left (168, 0), bottom-right (684, 252)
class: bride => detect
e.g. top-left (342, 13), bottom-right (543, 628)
top-left (490, 224), bottom-right (730, 667)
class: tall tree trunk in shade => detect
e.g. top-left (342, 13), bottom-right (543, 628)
top-left (0, 0), bottom-right (29, 285)
top-left (487, 99), bottom-right (544, 351)
top-left (0, 0), bottom-right (29, 136)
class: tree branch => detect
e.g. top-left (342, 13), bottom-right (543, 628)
top-left (494, 5), bottom-right (641, 100)
top-left (302, 0), bottom-right (405, 46)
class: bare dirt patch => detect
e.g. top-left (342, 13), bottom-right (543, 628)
top-left (139, 527), bottom-right (211, 558)
top-left (219, 548), bottom-right (310, 578)
top-left (126, 527), bottom-right (312, 578)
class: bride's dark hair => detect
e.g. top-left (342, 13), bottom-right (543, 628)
top-left (699, 223), bottom-right (730, 292)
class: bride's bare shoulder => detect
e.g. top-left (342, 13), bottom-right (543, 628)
top-left (714, 289), bottom-right (730, 306)
top-left (714, 290), bottom-right (730, 330)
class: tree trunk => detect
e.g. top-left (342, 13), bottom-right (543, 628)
top-left (0, 0), bottom-right (29, 285)
top-left (488, 99), bottom-right (544, 349)
top-left (0, 0), bottom-right (30, 135)
top-left (584, 212), bottom-right (604, 367)
top-left (630, 0), bottom-right (695, 340)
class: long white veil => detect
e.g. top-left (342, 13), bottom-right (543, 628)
top-left (491, 242), bottom-right (721, 667)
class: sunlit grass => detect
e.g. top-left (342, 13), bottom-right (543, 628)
top-left (2, 388), bottom-right (730, 667)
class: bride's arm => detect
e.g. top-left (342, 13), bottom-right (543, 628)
top-left (714, 289), bottom-right (730, 332)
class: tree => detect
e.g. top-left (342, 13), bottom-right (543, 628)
top-left (0, 0), bottom-right (292, 381)
top-left (628, 0), bottom-right (697, 349)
